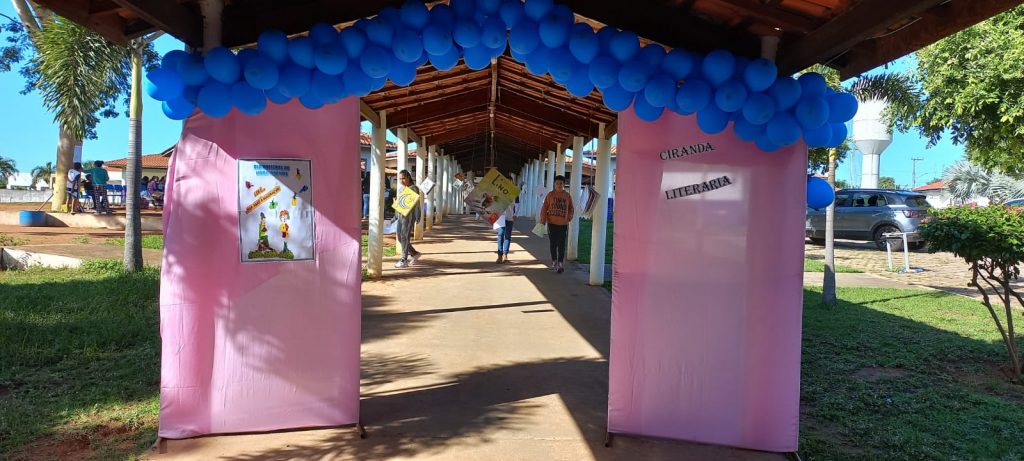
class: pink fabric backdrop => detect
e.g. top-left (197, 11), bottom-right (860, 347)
top-left (158, 99), bottom-right (362, 438)
top-left (608, 110), bottom-right (807, 452)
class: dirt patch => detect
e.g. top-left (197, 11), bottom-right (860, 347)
top-left (950, 363), bottom-right (1024, 403)
top-left (800, 404), bottom-right (864, 455)
top-left (10, 435), bottom-right (92, 461)
top-left (10, 422), bottom-right (151, 461)
top-left (852, 366), bottom-right (909, 382)
top-left (0, 384), bottom-right (10, 399)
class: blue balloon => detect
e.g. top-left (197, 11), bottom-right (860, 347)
top-left (236, 49), bottom-right (260, 69)
top-left (675, 79), bottom-right (712, 113)
top-left (299, 91), bottom-right (325, 110)
top-left (428, 46), bottom-right (462, 71)
top-left (360, 46), bottom-right (392, 78)
top-left (370, 74), bottom-right (388, 92)
top-left (400, 0), bottom-right (431, 30)
top-left (288, 37), bottom-right (316, 68)
top-left (145, 67), bottom-right (184, 101)
top-left (696, 105), bottom-right (729, 134)
top-left (618, 59), bottom-right (651, 93)
top-left (453, 19), bottom-right (481, 48)
top-left (177, 53), bottom-right (208, 86)
top-left (265, 84), bottom-right (291, 104)
top-left (744, 58), bottom-right (777, 92)
top-left (365, 18), bottom-right (395, 47)
top-left (601, 84), bottom-right (635, 112)
top-left (510, 47), bottom-right (528, 63)
top-left (702, 49), bottom-right (735, 86)
top-left (339, 27), bottom-right (369, 59)
top-left (161, 49), bottom-right (189, 70)
top-left (204, 47), bottom-right (240, 84)
top-left (244, 56), bottom-right (279, 90)
top-left (597, 26), bottom-right (616, 50)
top-left (523, 0), bottom-right (553, 21)
top-left (539, 14), bottom-right (571, 48)
top-left (480, 16), bottom-right (507, 49)
top-left (509, 20), bottom-right (540, 54)
top-left (795, 96), bottom-right (830, 130)
top-left (310, 70), bottom-right (345, 102)
top-left (430, 3), bottom-right (455, 28)
top-left (588, 56), bottom-right (620, 89)
top-left (827, 92), bottom-right (858, 123)
top-left (314, 43), bottom-right (348, 75)
top-left (392, 29), bottom-right (424, 63)
top-left (379, 6), bottom-right (401, 25)
top-left (714, 80), bottom-right (748, 112)
top-left (309, 22), bottom-right (338, 45)
top-left (343, 66), bottom-right (373, 96)
top-left (278, 64), bottom-right (312, 98)
top-left (450, 0), bottom-right (476, 19)
top-left (798, 72), bottom-right (827, 98)
top-left (733, 117), bottom-right (765, 141)
top-left (766, 111), bottom-right (801, 146)
top-left (609, 30), bottom-right (640, 62)
top-left (768, 77), bottom-right (802, 111)
top-left (568, 23), bottom-right (599, 64)
top-left (741, 92), bottom-right (775, 125)
top-left (182, 85), bottom-right (201, 104)
top-left (197, 82), bottom-right (233, 118)
top-left (161, 96), bottom-right (195, 120)
top-left (464, 45), bottom-right (492, 70)
top-left (643, 74), bottom-right (675, 107)
top-left (549, 3), bottom-right (573, 23)
top-left (661, 48), bottom-right (694, 81)
top-left (547, 47), bottom-right (576, 83)
top-left (423, 24), bottom-right (454, 56)
top-left (755, 133), bottom-right (781, 152)
top-left (803, 123), bottom-right (833, 148)
top-left (389, 59), bottom-right (418, 86)
top-left (807, 177), bottom-right (835, 209)
top-left (488, 42), bottom-right (507, 59)
top-left (632, 96), bottom-right (664, 122)
top-left (231, 81), bottom-right (266, 115)
top-left (826, 122), bottom-right (848, 148)
top-left (638, 44), bottom-right (665, 70)
top-left (500, 0), bottom-right (524, 28)
top-left (732, 56), bottom-right (749, 81)
top-left (566, 68), bottom-right (594, 97)
top-left (478, 0), bottom-right (501, 14)
top-left (524, 45), bottom-right (552, 75)
top-left (258, 30), bottom-right (290, 64)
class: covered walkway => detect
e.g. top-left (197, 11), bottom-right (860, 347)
top-left (149, 215), bottom-right (783, 461)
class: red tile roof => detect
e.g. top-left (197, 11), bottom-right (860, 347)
top-left (360, 132), bottom-right (397, 150)
top-left (912, 180), bottom-right (946, 192)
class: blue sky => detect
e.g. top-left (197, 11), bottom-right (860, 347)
top-left (0, 1), bottom-right (964, 188)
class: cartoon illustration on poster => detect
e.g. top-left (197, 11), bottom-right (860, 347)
top-left (238, 159), bottom-right (314, 262)
top-left (464, 168), bottom-right (519, 214)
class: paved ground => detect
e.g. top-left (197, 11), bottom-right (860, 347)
top-left (147, 216), bottom-right (785, 461)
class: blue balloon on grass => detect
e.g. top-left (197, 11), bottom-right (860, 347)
top-left (177, 53), bottom-right (208, 86)
top-left (675, 79), bottom-right (712, 113)
top-left (464, 45), bottom-right (493, 70)
top-left (480, 16), bottom-right (507, 49)
top-left (205, 47), bottom-right (241, 84)
top-left (231, 81), bottom-right (266, 115)
top-left (744, 58), bottom-right (777, 92)
top-left (661, 48), bottom-right (694, 81)
top-left (360, 46), bottom-right (392, 79)
top-left (766, 111), bottom-right (801, 146)
top-left (807, 177), bottom-right (835, 209)
top-left (795, 96), bottom-right (830, 130)
top-left (566, 69), bottom-right (594, 97)
top-left (161, 96), bottom-right (195, 120)
top-left (632, 97), bottom-right (664, 122)
top-left (161, 50), bottom-right (189, 70)
top-left (741, 92), bottom-right (775, 125)
top-left (265, 84), bottom-right (291, 104)
top-left (145, 67), bottom-right (184, 101)
top-left (568, 23), bottom-right (599, 64)
top-left (768, 77), bottom-right (802, 111)
top-left (733, 117), bottom-right (765, 141)
top-left (453, 19), bottom-right (481, 48)
top-left (523, 0), bottom-right (553, 21)
top-left (588, 56), bottom-right (620, 89)
top-left (638, 44), bottom-right (665, 69)
top-left (258, 30), bottom-right (290, 64)
top-left (548, 47), bottom-right (576, 83)
top-left (702, 49), bottom-right (735, 86)
top-left (392, 29), bottom-right (424, 63)
top-left (714, 80), bottom-right (748, 112)
top-left (278, 64), bottom-right (312, 98)
top-left (428, 46), bottom-right (462, 71)
top-left (826, 122), bottom-right (848, 148)
top-left (524, 46), bottom-right (552, 75)
top-left (390, 60), bottom-right (418, 86)
top-left (311, 71), bottom-right (345, 102)
top-left (827, 92), bottom-right (858, 123)
top-left (643, 74), bottom-right (675, 108)
top-left (288, 37), bottom-right (316, 68)
top-left (696, 105), bottom-right (729, 134)
top-left (309, 22), bottom-right (338, 45)
top-left (803, 123), bottom-right (833, 148)
top-left (618, 59), bottom-right (651, 93)
top-left (401, 0), bottom-right (430, 29)
top-left (197, 82), bottom-right (233, 118)
top-left (755, 133), bottom-right (781, 152)
top-left (244, 57), bottom-right (279, 90)
top-left (609, 30), bottom-right (640, 62)
top-left (314, 43), bottom-right (348, 75)
top-left (423, 24), bottom-right (454, 56)
top-left (339, 27), bottom-right (369, 59)
top-left (500, 0), bottom-right (524, 28)
top-left (539, 14), bottom-right (571, 48)
top-left (365, 18), bottom-right (396, 47)
top-left (601, 84), bottom-right (635, 112)
top-left (798, 72), bottom-right (827, 98)
top-left (509, 20), bottom-right (540, 54)
top-left (299, 91), bottom-right (325, 110)
top-left (343, 66), bottom-right (373, 96)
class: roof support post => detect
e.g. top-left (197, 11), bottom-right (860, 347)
top-left (546, 151), bottom-right (556, 192)
top-left (556, 143), bottom-right (566, 178)
top-left (199, 0), bottom-right (222, 51)
top-left (426, 145), bottom-right (436, 230)
top-left (438, 153), bottom-right (447, 223)
top-left (367, 110), bottom-right (387, 278)
top-left (532, 158), bottom-right (542, 217)
top-left (761, 35), bottom-right (780, 60)
top-left (414, 136), bottom-right (427, 241)
top-left (590, 123), bottom-right (612, 286)
top-left (567, 135), bottom-right (584, 261)
top-left (396, 127), bottom-right (409, 196)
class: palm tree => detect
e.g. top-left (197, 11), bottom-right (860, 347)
top-left (943, 160), bottom-right (1024, 204)
top-left (0, 155), bottom-right (16, 187)
top-left (30, 161), bottom-right (54, 189)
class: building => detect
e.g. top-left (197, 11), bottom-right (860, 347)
top-left (911, 180), bottom-right (990, 208)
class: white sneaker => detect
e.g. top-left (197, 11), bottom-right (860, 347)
top-left (394, 260), bottom-right (408, 268)
top-left (410, 253), bottom-right (421, 265)
top-left (550, 262), bottom-right (558, 270)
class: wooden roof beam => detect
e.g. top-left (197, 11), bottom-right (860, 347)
top-left (712, 0), bottom-right (818, 34)
top-left (112, 0), bottom-right (202, 47)
top-left (220, 0), bottom-right (400, 48)
top-left (360, 99), bottom-right (381, 126)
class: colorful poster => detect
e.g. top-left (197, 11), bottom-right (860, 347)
top-left (238, 158), bottom-right (314, 262)
top-left (464, 168), bottom-right (519, 213)
top-left (392, 186), bottom-right (420, 216)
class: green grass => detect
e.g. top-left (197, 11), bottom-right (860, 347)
top-left (0, 260), bottom-right (161, 459)
top-left (577, 219), bottom-right (613, 265)
top-left (803, 258), bottom-right (861, 273)
top-left (361, 235), bottom-right (397, 257)
top-left (0, 233), bottom-right (27, 247)
top-left (105, 235), bottom-right (165, 250)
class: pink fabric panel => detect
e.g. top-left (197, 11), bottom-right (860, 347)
top-left (608, 110), bottom-right (806, 452)
top-left (158, 99), bottom-right (362, 438)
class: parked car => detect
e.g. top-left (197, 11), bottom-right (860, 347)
top-left (806, 189), bottom-right (931, 250)
top-left (1004, 198), bottom-right (1024, 207)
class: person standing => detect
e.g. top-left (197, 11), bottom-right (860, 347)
top-left (394, 170), bottom-right (423, 268)
top-left (65, 162), bottom-right (82, 214)
top-left (539, 175), bottom-right (575, 273)
top-left (360, 159), bottom-right (370, 219)
top-left (91, 160), bottom-right (111, 214)
top-left (496, 197), bottom-right (519, 263)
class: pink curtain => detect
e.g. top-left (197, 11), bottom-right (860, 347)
top-left (158, 99), bottom-right (362, 438)
top-left (608, 110), bottom-right (807, 452)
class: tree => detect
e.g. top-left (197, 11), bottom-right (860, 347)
top-left (902, 5), bottom-right (1024, 175)
top-left (0, 155), bottom-right (16, 187)
top-left (943, 160), bottom-right (1024, 204)
top-left (878, 176), bottom-right (898, 190)
top-left (834, 179), bottom-right (851, 190)
top-left (123, 35), bottom-right (161, 272)
top-left (30, 161), bottom-right (54, 189)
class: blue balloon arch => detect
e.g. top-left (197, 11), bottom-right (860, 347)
top-left (146, 0), bottom-right (857, 158)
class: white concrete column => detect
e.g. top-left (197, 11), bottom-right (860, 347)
top-left (368, 110), bottom-right (387, 278)
top-left (546, 151), bottom-right (556, 192)
top-left (556, 143), bottom-right (566, 178)
top-left (590, 123), bottom-right (612, 286)
top-left (567, 136), bottom-right (584, 261)
top-left (530, 159), bottom-right (541, 216)
top-left (414, 137), bottom-right (426, 241)
top-left (396, 127), bottom-right (408, 196)
top-left (436, 154), bottom-right (445, 223)
top-left (426, 145), bottom-right (436, 229)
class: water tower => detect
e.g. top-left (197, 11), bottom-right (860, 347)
top-left (852, 98), bottom-right (892, 189)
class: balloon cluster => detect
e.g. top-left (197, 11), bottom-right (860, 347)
top-left (145, 0), bottom-right (858, 151)
top-left (806, 176), bottom-right (835, 210)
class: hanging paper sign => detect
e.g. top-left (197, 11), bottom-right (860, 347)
top-left (465, 168), bottom-right (520, 214)
top-left (238, 158), bottom-right (314, 262)
top-left (392, 186), bottom-right (420, 216)
top-left (419, 177), bottom-right (435, 195)
top-left (581, 185), bottom-right (600, 219)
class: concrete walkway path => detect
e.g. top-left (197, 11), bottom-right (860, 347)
top-left (148, 216), bottom-right (785, 461)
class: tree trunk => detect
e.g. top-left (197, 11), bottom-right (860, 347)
top-left (822, 148), bottom-right (838, 306)
top-left (124, 45), bottom-right (144, 272)
top-left (51, 128), bottom-right (75, 212)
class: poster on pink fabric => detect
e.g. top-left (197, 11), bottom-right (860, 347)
top-left (158, 99), bottom-right (362, 438)
top-left (608, 110), bottom-right (807, 452)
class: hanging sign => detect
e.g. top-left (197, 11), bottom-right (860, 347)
top-left (392, 186), bottom-right (420, 216)
top-left (238, 158), bottom-right (314, 262)
top-left (464, 168), bottom-right (520, 213)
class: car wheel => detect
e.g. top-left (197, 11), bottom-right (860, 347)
top-left (908, 241), bottom-right (927, 251)
top-left (809, 237), bottom-right (825, 246)
top-left (874, 225), bottom-right (900, 251)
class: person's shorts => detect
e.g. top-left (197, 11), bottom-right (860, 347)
top-left (66, 188), bottom-right (78, 198)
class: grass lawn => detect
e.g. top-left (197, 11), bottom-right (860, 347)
top-left (361, 235), bottom-right (397, 257)
top-left (105, 235), bottom-right (165, 250)
top-left (576, 219), bottom-right (613, 265)
top-left (803, 258), bottom-right (861, 273)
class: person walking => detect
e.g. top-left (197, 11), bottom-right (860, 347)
top-left (496, 198), bottom-right (519, 263)
top-left (90, 160), bottom-right (111, 214)
top-left (360, 159), bottom-right (371, 219)
top-left (394, 170), bottom-right (423, 268)
top-left (65, 162), bottom-right (82, 214)
top-left (539, 175), bottom-right (574, 273)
